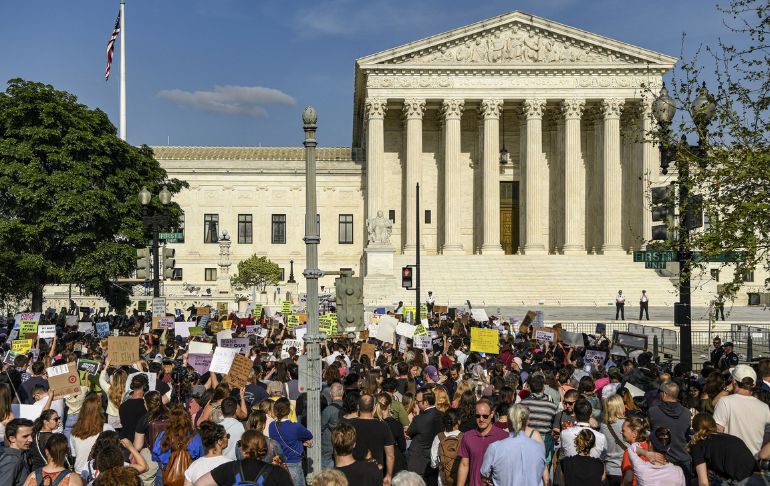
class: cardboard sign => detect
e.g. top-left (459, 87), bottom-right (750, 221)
top-left (47, 362), bottom-right (80, 399)
top-left (38, 325), bottom-right (56, 339)
top-left (189, 341), bottom-right (213, 355)
top-left (281, 339), bottom-right (303, 359)
top-left (413, 336), bottom-right (432, 350)
top-left (470, 327), bottom-right (500, 354)
top-left (471, 309), bottom-right (489, 322)
top-left (77, 359), bottom-right (99, 374)
top-left (188, 354), bottom-right (213, 375)
top-left (226, 354), bottom-right (252, 388)
top-left (152, 298), bottom-right (166, 315)
top-left (196, 306), bottom-right (211, 317)
top-left (108, 336), bottom-right (139, 365)
top-left (11, 339), bottom-right (33, 354)
top-left (433, 305), bottom-right (448, 315)
top-left (535, 329), bottom-right (555, 342)
top-left (96, 322), bottom-right (110, 337)
top-left (209, 347), bottom-right (238, 374)
top-left (360, 343), bottom-right (376, 363)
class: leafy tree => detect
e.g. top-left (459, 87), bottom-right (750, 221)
top-left (652, 0), bottom-right (770, 297)
top-left (0, 79), bottom-right (187, 311)
top-left (231, 255), bottom-right (282, 294)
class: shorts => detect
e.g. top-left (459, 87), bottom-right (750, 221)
top-left (544, 433), bottom-right (554, 465)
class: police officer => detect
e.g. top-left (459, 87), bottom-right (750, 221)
top-left (718, 341), bottom-right (739, 370)
top-left (710, 336), bottom-right (724, 365)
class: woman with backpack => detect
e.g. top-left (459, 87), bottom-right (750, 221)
top-left (430, 409), bottom-right (462, 486)
top-left (151, 405), bottom-right (204, 486)
top-left (268, 397), bottom-right (313, 486)
top-left (22, 433), bottom-right (83, 486)
top-left (182, 421), bottom-right (232, 486)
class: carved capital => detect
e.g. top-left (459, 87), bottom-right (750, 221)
top-left (479, 99), bottom-right (503, 120)
top-left (640, 91), bottom-right (655, 116)
top-left (523, 99), bottom-right (547, 119)
top-left (441, 99), bottom-right (465, 120)
top-left (561, 98), bottom-right (585, 120)
top-left (601, 98), bottom-right (625, 119)
top-left (365, 98), bottom-right (388, 120)
top-left (402, 98), bottom-right (426, 120)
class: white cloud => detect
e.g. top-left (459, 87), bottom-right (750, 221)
top-left (157, 85), bottom-right (296, 118)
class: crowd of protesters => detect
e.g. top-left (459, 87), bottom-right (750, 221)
top-left (0, 303), bottom-right (769, 486)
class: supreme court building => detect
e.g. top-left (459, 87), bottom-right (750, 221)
top-left (51, 11), bottom-right (763, 310)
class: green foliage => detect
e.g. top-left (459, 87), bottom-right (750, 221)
top-left (231, 255), bottom-right (281, 293)
top-left (0, 79), bottom-right (187, 310)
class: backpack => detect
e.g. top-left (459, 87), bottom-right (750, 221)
top-left (233, 461), bottom-right (274, 486)
top-left (146, 418), bottom-right (167, 450)
top-left (162, 437), bottom-right (193, 486)
top-left (437, 431), bottom-right (463, 486)
top-left (34, 469), bottom-right (68, 486)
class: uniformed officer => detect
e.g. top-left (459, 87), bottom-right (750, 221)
top-left (718, 341), bottom-right (739, 370)
top-left (710, 336), bottom-right (724, 365)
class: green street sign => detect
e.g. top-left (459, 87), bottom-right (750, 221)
top-left (692, 251), bottom-right (744, 263)
top-left (645, 261), bottom-right (667, 269)
top-left (633, 250), bottom-right (678, 263)
top-left (158, 232), bottom-right (184, 243)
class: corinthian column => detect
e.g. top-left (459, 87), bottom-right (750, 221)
top-left (523, 99), bottom-right (547, 254)
top-left (601, 98), bottom-right (625, 254)
top-left (441, 99), bottom-right (465, 254)
top-left (640, 92), bottom-right (659, 247)
top-left (561, 98), bottom-right (586, 254)
top-left (365, 98), bottom-right (387, 228)
top-left (402, 99), bottom-right (426, 254)
top-left (479, 99), bottom-right (505, 254)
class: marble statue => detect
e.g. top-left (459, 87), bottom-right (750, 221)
top-left (367, 210), bottom-right (393, 245)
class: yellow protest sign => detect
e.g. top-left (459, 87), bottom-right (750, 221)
top-left (217, 302), bottom-right (228, 315)
top-left (287, 315), bottom-right (299, 330)
top-left (281, 301), bottom-right (292, 314)
top-left (252, 304), bottom-right (264, 318)
top-left (414, 323), bottom-right (428, 337)
top-left (20, 322), bottom-right (38, 338)
top-left (221, 320), bottom-right (233, 330)
top-left (11, 339), bottom-right (33, 354)
top-left (470, 327), bottom-right (500, 354)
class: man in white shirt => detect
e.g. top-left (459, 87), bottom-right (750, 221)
top-left (426, 291), bottom-right (435, 316)
top-left (615, 290), bottom-right (625, 320)
top-left (639, 290), bottom-right (650, 320)
top-left (219, 397), bottom-right (245, 460)
top-left (713, 364), bottom-right (770, 455)
top-left (560, 398), bottom-right (607, 460)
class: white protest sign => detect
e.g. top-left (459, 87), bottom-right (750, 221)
top-left (38, 325), bottom-right (56, 339)
top-left (395, 322), bottom-right (417, 339)
top-left (78, 322), bottom-right (93, 333)
top-left (471, 309), bottom-right (489, 322)
top-left (413, 336), bottom-right (432, 350)
top-left (374, 315), bottom-right (397, 344)
top-left (216, 330), bottom-right (233, 346)
top-left (209, 347), bottom-right (238, 374)
top-left (189, 342), bottom-right (213, 355)
top-left (152, 298), bottom-right (166, 315)
top-left (124, 372), bottom-right (157, 393)
top-left (281, 339), bottom-right (303, 359)
top-left (174, 322), bottom-right (193, 338)
top-left (560, 330), bottom-right (584, 347)
top-left (535, 329), bottom-right (554, 342)
top-left (398, 336), bottom-right (408, 353)
top-left (256, 327), bottom-right (268, 338)
top-left (295, 326), bottom-right (307, 342)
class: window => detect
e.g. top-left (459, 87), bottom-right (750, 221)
top-left (388, 210), bottom-right (396, 223)
top-left (278, 268), bottom-right (285, 281)
top-left (272, 214), bottom-right (286, 244)
top-left (425, 210), bottom-right (432, 224)
top-left (171, 268), bottom-right (183, 281)
top-left (339, 214), bottom-right (354, 244)
top-left (204, 268), bottom-right (217, 281)
top-left (238, 214), bottom-right (253, 244)
top-left (204, 214), bottom-right (219, 243)
top-left (743, 271), bottom-right (755, 282)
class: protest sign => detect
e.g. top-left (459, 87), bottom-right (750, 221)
top-left (470, 327), bottom-right (500, 354)
top-left (433, 305), bottom-right (448, 315)
top-left (217, 302), bottom-right (228, 315)
top-left (221, 320), bottom-right (233, 330)
top-left (245, 325), bottom-right (259, 335)
top-left (38, 325), bottom-right (56, 339)
top-left (95, 322), bottom-right (110, 337)
top-left (256, 327), bottom-right (268, 338)
top-left (294, 325), bottom-right (307, 342)
top-left (319, 315), bottom-right (337, 335)
top-left (432, 337), bottom-right (444, 353)
top-left (124, 372), bottom-right (157, 393)
top-left (65, 315), bottom-right (78, 327)
top-left (584, 350), bottom-right (607, 367)
top-left (413, 336), bottom-right (432, 350)
top-left (77, 359), bottom-right (99, 374)
top-left (3, 351), bottom-right (17, 366)
top-left (78, 322), bottom-right (93, 334)
top-left (174, 322), bottom-right (193, 338)
top-left (595, 323), bottom-right (607, 335)
top-left (216, 330), bottom-right (233, 346)
top-left (471, 309), bottom-right (489, 322)
top-left (360, 343), bottom-right (376, 363)
top-left (398, 336), bottom-right (408, 353)
top-left (11, 339), bottom-right (33, 354)
top-left (47, 362), bottom-right (80, 399)
top-left (375, 316), bottom-right (397, 344)
top-left (521, 311), bottom-right (537, 330)
top-left (560, 330), bottom-right (585, 347)
top-left (152, 298), bottom-right (166, 315)
top-left (188, 354), bottom-right (213, 374)
top-left (14, 400), bottom-right (64, 422)
top-left (395, 322), bottom-right (417, 339)
top-left (210, 321), bottom-right (224, 333)
top-left (188, 327), bottom-right (203, 337)
top-left (226, 354), bottom-right (252, 388)
top-left (534, 329), bottom-right (554, 342)
top-left (281, 301), bottom-right (292, 315)
top-left (196, 306), bottom-right (211, 317)
top-left (189, 341), bottom-right (213, 355)
top-left (108, 336), bottom-right (139, 365)
top-left (413, 323), bottom-right (428, 337)
top-left (209, 347), bottom-right (238, 374)
top-left (20, 321), bottom-right (38, 339)
top-left (152, 316), bottom-right (175, 330)
top-left (281, 339), bottom-right (303, 359)
top-left (252, 304), bottom-right (264, 319)
top-left (286, 315), bottom-right (299, 330)
top-left (137, 300), bottom-right (147, 312)
top-left (199, 315), bottom-right (211, 327)
top-left (220, 338), bottom-right (250, 354)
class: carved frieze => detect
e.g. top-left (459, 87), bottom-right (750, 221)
top-left (366, 74), bottom-right (663, 90)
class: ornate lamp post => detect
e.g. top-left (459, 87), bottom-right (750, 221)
top-left (138, 186), bottom-right (171, 298)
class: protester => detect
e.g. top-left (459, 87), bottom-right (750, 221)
top-left (625, 427), bottom-right (686, 486)
top-left (455, 398), bottom-right (508, 486)
top-left (599, 394), bottom-right (629, 486)
top-left (332, 421), bottom-right (383, 486)
top-left (647, 381), bottom-right (692, 479)
top-left (560, 429), bottom-right (605, 485)
top-left (218, 397), bottom-right (244, 460)
top-left (21, 433), bottom-right (82, 486)
top-left (28, 409), bottom-right (61, 470)
top-left (321, 382), bottom-right (344, 469)
top-left (559, 398), bottom-right (607, 459)
top-left (182, 421), bottom-right (232, 486)
top-left (268, 396), bottom-right (313, 486)
top-left (0, 418), bottom-right (34, 486)
top-left (374, 392), bottom-right (407, 475)
top-left (312, 468), bottom-right (349, 486)
top-left (82, 431), bottom-right (148, 483)
top-left (151, 405), bottom-right (204, 484)
top-left (712, 364), bottom-right (770, 455)
top-left (406, 389), bottom-right (443, 479)
top-left (70, 393), bottom-right (115, 474)
top-left (431, 409), bottom-right (462, 486)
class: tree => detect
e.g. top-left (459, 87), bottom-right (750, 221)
top-left (231, 255), bottom-right (282, 295)
top-left (0, 79), bottom-right (187, 311)
top-left (653, 0), bottom-right (770, 297)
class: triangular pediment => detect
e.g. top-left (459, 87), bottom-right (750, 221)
top-left (357, 11), bottom-right (676, 69)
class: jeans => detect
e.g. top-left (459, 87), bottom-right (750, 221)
top-left (64, 412), bottom-right (78, 440)
top-left (287, 461), bottom-right (305, 486)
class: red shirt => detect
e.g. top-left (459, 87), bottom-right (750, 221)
top-left (621, 441), bottom-right (650, 486)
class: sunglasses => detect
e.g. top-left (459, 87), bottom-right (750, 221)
top-left (475, 414), bottom-right (491, 419)
top-left (564, 401), bottom-right (576, 406)
top-left (51, 417), bottom-right (61, 422)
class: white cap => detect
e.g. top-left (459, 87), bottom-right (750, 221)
top-left (730, 364), bottom-right (756, 384)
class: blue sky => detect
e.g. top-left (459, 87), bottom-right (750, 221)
top-left (0, 0), bottom-right (745, 148)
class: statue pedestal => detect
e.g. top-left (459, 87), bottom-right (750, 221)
top-left (363, 244), bottom-right (396, 306)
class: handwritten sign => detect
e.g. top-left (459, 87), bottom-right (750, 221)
top-left (38, 325), bottom-right (56, 339)
top-left (471, 309), bottom-right (489, 322)
top-left (20, 321), bottom-right (38, 339)
top-left (281, 339), bottom-right (303, 359)
top-left (209, 347), bottom-right (238, 374)
top-left (96, 322), bottom-right (110, 337)
top-left (152, 316), bottom-right (175, 330)
top-left (413, 323), bottom-right (428, 337)
top-left (360, 343), bottom-right (376, 363)
top-left (188, 354), bottom-right (213, 374)
top-left (470, 327), bottom-right (500, 354)
top-left (252, 304), bottom-right (264, 319)
top-left (286, 315), bottom-right (299, 330)
top-left (413, 336), bottom-right (432, 350)
top-left (152, 298), bottom-right (166, 315)
top-left (396, 323), bottom-right (417, 338)
top-left (535, 329), bottom-right (554, 342)
top-left (226, 354), bottom-right (252, 388)
top-left (221, 320), bottom-right (233, 330)
top-left (196, 306), bottom-right (211, 317)
top-left (47, 362), bottom-right (80, 399)
top-left (11, 339), bottom-right (33, 354)
top-left (189, 342), bottom-right (213, 355)
top-left (108, 336), bottom-right (139, 365)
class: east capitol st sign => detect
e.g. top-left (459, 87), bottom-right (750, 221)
top-left (633, 250), bottom-right (743, 269)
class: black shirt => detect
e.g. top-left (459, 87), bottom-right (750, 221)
top-left (560, 455), bottom-right (605, 486)
top-left (691, 433), bottom-right (756, 481)
top-left (119, 397), bottom-right (147, 440)
top-left (337, 461), bottom-right (384, 486)
top-left (210, 458), bottom-right (292, 486)
top-left (350, 418), bottom-right (394, 468)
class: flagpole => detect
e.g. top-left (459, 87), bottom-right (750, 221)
top-left (119, 0), bottom-right (126, 141)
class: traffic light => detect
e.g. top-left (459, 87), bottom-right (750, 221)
top-left (401, 266), bottom-right (414, 289)
top-left (162, 247), bottom-right (176, 279)
top-left (136, 248), bottom-right (150, 279)
top-left (335, 276), bottom-right (364, 331)
top-left (684, 195), bottom-right (704, 230)
top-left (651, 184), bottom-right (676, 241)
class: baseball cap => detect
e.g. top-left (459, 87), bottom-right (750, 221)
top-left (724, 342), bottom-right (734, 347)
top-left (424, 365), bottom-right (439, 382)
top-left (730, 364), bottom-right (756, 384)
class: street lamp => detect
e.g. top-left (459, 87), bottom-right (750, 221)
top-left (654, 82), bottom-right (715, 369)
top-left (139, 186), bottom-right (171, 298)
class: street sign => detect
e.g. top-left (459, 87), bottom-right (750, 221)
top-left (634, 250), bottom-right (744, 265)
top-left (692, 251), bottom-right (744, 263)
top-left (645, 261), bottom-right (667, 269)
top-left (633, 251), bottom-right (678, 263)
top-left (158, 232), bottom-right (184, 242)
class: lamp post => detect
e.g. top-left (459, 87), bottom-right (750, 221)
top-left (138, 186), bottom-right (171, 298)
top-left (653, 83), bottom-right (716, 369)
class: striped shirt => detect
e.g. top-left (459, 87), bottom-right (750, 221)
top-left (521, 393), bottom-right (559, 434)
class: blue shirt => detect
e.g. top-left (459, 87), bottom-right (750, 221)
top-left (269, 419), bottom-right (313, 464)
top-left (480, 432), bottom-right (546, 486)
top-left (151, 432), bottom-right (204, 467)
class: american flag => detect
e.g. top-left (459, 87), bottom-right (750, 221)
top-left (105, 11), bottom-right (120, 81)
